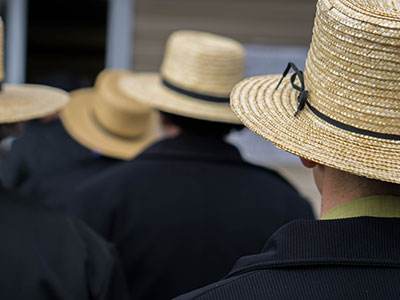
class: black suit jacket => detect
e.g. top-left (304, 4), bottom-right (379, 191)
top-left (70, 134), bottom-right (315, 300)
top-left (0, 185), bottom-right (130, 300)
top-left (175, 217), bottom-right (400, 300)
top-left (0, 119), bottom-right (92, 189)
top-left (19, 155), bottom-right (121, 207)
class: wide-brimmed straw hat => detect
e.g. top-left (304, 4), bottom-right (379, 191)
top-left (231, 0), bottom-right (400, 184)
top-left (0, 19), bottom-right (68, 124)
top-left (60, 69), bottom-right (160, 160)
top-left (117, 30), bottom-right (245, 124)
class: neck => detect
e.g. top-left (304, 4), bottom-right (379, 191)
top-left (161, 123), bottom-right (181, 138)
top-left (319, 167), bottom-right (400, 216)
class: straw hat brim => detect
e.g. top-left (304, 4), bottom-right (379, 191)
top-left (118, 72), bottom-right (241, 124)
top-left (60, 88), bottom-right (160, 160)
top-left (230, 74), bottom-right (400, 184)
top-left (0, 84), bottom-right (69, 123)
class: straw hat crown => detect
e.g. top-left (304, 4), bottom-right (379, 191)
top-left (117, 30), bottom-right (244, 124)
top-left (93, 70), bottom-right (153, 137)
top-left (161, 30), bottom-right (245, 97)
top-left (304, 0), bottom-right (400, 135)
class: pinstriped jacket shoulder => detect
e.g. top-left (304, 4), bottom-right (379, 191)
top-left (174, 217), bottom-right (400, 300)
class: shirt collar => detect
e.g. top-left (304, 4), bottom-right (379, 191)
top-left (321, 195), bottom-right (400, 220)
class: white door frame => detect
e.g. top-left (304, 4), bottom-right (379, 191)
top-left (4, 0), bottom-right (28, 84)
top-left (105, 0), bottom-right (134, 69)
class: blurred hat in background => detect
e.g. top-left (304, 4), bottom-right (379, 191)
top-left (61, 69), bottom-right (160, 160)
top-left (0, 18), bottom-right (68, 124)
top-left (117, 30), bottom-right (245, 124)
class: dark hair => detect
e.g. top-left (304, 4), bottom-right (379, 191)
top-left (0, 123), bottom-right (22, 141)
top-left (161, 111), bottom-right (244, 138)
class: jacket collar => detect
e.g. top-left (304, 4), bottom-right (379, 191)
top-left (139, 133), bottom-right (243, 162)
top-left (227, 217), bottom-right (400, 278)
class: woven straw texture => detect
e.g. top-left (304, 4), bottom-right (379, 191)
top-left (118, 30), bottom-right (244, 124)
top-left (61, 70), bottom-right (160, 160)
top-left (231, 0), bottom-right (400, 184)
top-left (0, 84), bottom-right (69, 123)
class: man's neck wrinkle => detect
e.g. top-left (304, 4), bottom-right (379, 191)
top-left (320, 168), bottom-right (400, 217)
top-left (320, 168), bottom-right (372, 216)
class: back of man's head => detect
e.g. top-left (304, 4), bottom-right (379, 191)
top-left (160, 112), bottom-right (244, 139)
top-left (0, 123), bottom-right (21, 141)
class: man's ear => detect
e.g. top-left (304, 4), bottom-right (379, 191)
top-left (299, 157), bottom-right (318, 169)
top-left (160, 114), bottom-right (180, 138)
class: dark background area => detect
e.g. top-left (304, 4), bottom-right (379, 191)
top-left (26, 0), bottom-right (108, 90)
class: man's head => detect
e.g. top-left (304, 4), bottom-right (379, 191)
top-left (60, 69), bottom-right (161, 160)
top-left (116, 30), bottom-right (245, 126)
top-left (231, 0), bottom-right (400, 185)
top-left (230, 0), bottom-right (400, 216)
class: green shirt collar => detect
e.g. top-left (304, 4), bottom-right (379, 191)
top-left (321, 195), bottom-right (400, 220)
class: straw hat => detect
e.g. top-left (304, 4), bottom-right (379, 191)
top-left (60, 69), bottom-right (160, 160)
top-left (0, 19), bottom-right (68, 124)
top-left (117, 30), bottom-right (245, 124)
top-left (231, 0), bottom-right (400, 184)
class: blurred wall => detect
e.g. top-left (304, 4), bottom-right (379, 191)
top-left (133, 0), bottom-right (317, 71)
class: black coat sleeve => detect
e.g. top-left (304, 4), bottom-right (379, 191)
top-left (0, 139), bottom-right (27, 188)
top-left (72, 218), bottom-right (131, 300)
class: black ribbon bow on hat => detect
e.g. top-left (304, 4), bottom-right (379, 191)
top-left (273, 62), bottom-right (400, 140)
top-left (276, 62), bottom-right (309, 117)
